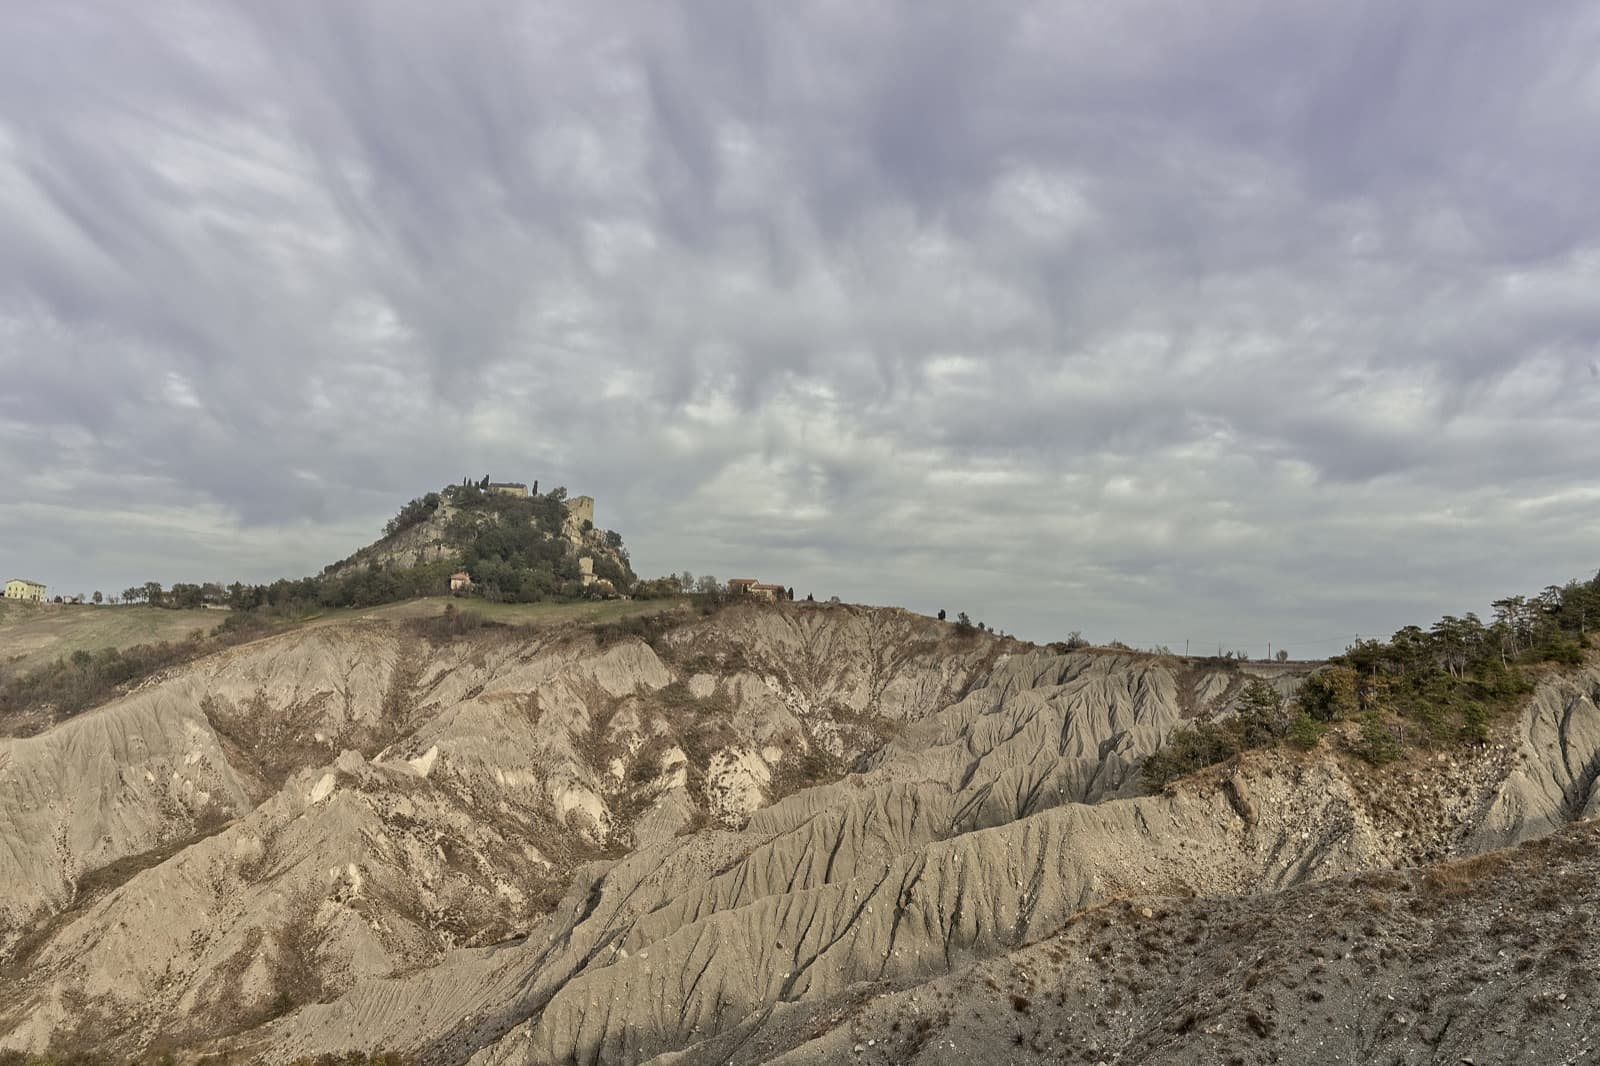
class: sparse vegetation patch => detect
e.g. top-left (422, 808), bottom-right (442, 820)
top-left (1144, 571), bottom-right (1598, 790)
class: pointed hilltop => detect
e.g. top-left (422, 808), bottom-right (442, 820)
top-left (320, 478), bottom-right (635, 601)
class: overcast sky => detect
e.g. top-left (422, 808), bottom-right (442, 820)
top-left (2, 2), bottom-right (1598, 652)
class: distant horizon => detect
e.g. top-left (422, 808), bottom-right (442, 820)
top-left (8, 527), bottom-right (1593, 660)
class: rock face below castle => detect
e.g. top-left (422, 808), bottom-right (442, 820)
top-left (561, 495), bottom-right (595, 544)
top-left (324, 499), bottom-right (462, 576)
top-left (322, 489), bottom-right (619, 584)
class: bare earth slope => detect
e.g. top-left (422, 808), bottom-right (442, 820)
top-left (0, 604), bottom-right (991, 1054)
top-left (449, 667), bottom-right (1597, 1066)
top-left (755, 819), bottom-right (1600, 1066)
top-left (264, 653), bottom-right (1596, 1065)
top-left (1, 602), bottom-right (1597, 1065)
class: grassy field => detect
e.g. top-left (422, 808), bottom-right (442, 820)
top-left (0, 601), bottom-right (224, 676)
top-left (0, 595), bottom-right (698, 678)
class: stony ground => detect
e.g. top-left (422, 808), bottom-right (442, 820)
top-left (750, 821), bottom-right (1600, 1066)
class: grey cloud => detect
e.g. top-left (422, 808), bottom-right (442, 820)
top-left (1, 0), bottom-right (1598, 644)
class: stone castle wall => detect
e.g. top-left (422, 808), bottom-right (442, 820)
top-left (563, 496), bottom-right (594, 526)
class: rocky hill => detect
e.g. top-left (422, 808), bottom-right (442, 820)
top-left (322, 482), bottom-right (633, 599)
top-left (0, 600), bottom-right (1597, 1064)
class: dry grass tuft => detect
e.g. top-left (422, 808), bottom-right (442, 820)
top-left (1419, 850), bottom-right (1511, 900)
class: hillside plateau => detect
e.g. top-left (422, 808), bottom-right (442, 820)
top-left (0, 587), bottom-right (1597, 1065)
top-left (0, 600), bottom-right (219, 678)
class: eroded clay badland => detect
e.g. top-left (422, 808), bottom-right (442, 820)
top-left (2, 599), bottom-right (1598, 1065)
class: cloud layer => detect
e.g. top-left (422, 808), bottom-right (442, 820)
top-left (3, 1), bottom-right (1598, 649)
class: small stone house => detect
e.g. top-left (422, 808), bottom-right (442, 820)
top-left (729, 579), bottom-right (786, 601)
top-left (449, 571), bottom-right (473, 592)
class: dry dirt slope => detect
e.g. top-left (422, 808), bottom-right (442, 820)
top-left (274, 651), bottom-right (1598, 1066)
top-left (0, 602), bottom-right (1597, 1065)
top-left (753, 820), bottom-right (1600, 1066)
top-left (266, 648), bottom-right (1595, 1064)
top-left (0, 603), bottom-right (995, 1056)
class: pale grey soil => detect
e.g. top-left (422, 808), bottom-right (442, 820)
top-left (0, 602), bottom-right (1596, 1066)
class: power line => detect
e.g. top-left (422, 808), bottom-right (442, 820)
top-left (1106, 633), bottom-right (1357, 648)
top-left (1091, 631), bottom-right (1362, 654)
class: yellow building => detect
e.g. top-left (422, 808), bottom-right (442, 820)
top-left (4, 578), bottom-right (47, 602)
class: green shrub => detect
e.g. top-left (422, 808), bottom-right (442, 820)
top-left (1297, 666), bottom-right (1359, 722)
top-left (1286, 711), bottom-right (1326, 751)
top-left (1142, 679), bottom-right (1297, 789)
top-left (407, 605), bottom-right (493, 644)
top-left (1459, 701), bottom-right (1490, 745)
top-left (1542, 638), bottom-right (1587, 665)
top-left (383, 492), bottom-right (440, 537)
top-left (594, 612), bottom-right (673, 648)
top-left (1141, 721), bottom-right (1240, 790)
top-left (1140, 570), bottom-right (1599, 791)
top-left (1351, 713), bottom-right (1402, 764)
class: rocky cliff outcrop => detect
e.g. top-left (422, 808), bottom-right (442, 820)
top-left (326, 501), bottom-right (464, 576)
top-left (323, 492), bottom-right (626, 585)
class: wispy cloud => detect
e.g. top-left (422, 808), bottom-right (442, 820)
top-left (2, 0), bottom-right (1597, 648)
